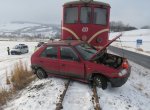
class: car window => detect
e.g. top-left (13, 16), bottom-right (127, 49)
top-left (61, 47), bottom-right (79, 61)
top-left (41, 46), bottom-right (58, 59)
top-left (14, 45), bottom-right (20, 49)
top-left (24, 46), bottom-right (27, 48)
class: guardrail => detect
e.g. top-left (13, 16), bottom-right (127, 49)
top-left (108, 46), bottom-right (150, 69)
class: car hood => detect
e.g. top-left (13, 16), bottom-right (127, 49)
top-left (11, 49), bottom-right (20, 52)
top-left (89, 34), bottom-right (122, 60)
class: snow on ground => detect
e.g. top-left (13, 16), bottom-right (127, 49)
top-left (98, 61), bottom-right (150, 110)
top-left (2, 60), bottom-right (150, 110)
top-left (0, 41), bottom-right (37, 60)
top-left (110, 29), bottom-right (150, 55)
top-left (62, 82), bottom-right (93, 110)
top-left (0, 41), bottom-right (38, 89)
top-left (0, 29), bottom-right (150, 110)
top-left (4, 78), bottom-right (67, 110)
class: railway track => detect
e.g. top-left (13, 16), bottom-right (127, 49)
top-left (55, 80), bottom-right (101, 110)
top-left (92, 86), bottom-right (101, 110)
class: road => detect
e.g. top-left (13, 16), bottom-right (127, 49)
top-left (108, 46), bottom-right (150, 69)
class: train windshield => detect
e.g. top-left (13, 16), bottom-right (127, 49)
top-left (80, 7), bottom-right (91, 23)
top-left (94, 8), bottom-right (107, 25)
top-left (64, 7), bottom-right (78, 24)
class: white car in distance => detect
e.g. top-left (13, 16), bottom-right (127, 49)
top-left (11, 44), bottom-right (29, 55)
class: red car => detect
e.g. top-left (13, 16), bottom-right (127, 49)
top-left (31, 36), bottom-right (131, 89)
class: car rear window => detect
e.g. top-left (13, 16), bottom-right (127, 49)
top-left (41, 46), bottom-right (58, 59)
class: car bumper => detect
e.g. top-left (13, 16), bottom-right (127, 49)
top-left (109, 67), bottom-right (131, 87)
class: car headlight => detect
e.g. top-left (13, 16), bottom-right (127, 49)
top-left (119, 69), bottom-right (127, 76)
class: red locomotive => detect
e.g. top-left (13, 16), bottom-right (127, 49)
top-left (61, 0), bottom-right (110, 49)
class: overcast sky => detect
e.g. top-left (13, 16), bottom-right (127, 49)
top-left (0, 0), bottom-right (149, 28)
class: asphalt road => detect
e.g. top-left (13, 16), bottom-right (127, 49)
top-left (108, 46), bottom-right (150, 69)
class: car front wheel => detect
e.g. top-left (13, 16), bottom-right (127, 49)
top-left (36, 68), bottom-right (47, 79)
top-left (93, 75), bottom-right (107, 90)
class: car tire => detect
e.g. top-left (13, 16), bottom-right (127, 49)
top-left (18, 52), bottom-right (21, 55)
top-left (11, 52), bottom-right (14, 55)
top-left (36, 68), bottom-right (48, 79)
top-left (93, 75), bottom-right (107, 90)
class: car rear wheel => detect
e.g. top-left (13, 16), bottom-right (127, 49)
top-left (93, 75), bottom-right (107, 90)
top-left (11, 52), bottom-right (15, 55)
top-left (36, 68), bottom-right (47, 79)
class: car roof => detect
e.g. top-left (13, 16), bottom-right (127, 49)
top-left (46, 40), bottom-right (84, 46)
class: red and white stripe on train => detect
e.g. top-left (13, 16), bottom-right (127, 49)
top-left (61, 0), bottom-right (110, 49)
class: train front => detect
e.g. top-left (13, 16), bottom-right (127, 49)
top-left (62, 0), bottom-right (110, 49)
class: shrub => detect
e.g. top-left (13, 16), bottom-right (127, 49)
top-left (0, 88), bottom-right (12, 107)
top-left (136, 48), bottom-right (143, 52)
top-left (11, 61), bottom-right (35, 91)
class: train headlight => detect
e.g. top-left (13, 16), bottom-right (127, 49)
top-left (82, 35), bottom-right (87, 41)
top-left (80, 0), bottom-right (93, 3)
top-left (96, 38), bottom-right (102, 43)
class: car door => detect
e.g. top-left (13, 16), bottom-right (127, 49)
top-left (39, 46), bottom-right (60, 75)
top-left (60, 46), bottom-right (85, 79)
top-left (22, 46), bottom-right (25, 53)
top-left (20, 46), bottom-right (23, 53)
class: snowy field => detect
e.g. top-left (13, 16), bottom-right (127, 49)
top-left (0, 29), bottom-right (150, 110)
top-left (2, 61), bottom-right (150, 110)
top-left (110, 29), bottom-right (150, 55)
top-left (0, 22), bottom-right (59, 38)
top-left (0, 41), bottom-right (37, 89)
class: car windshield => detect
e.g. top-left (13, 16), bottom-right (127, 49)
top-left (13, 45), bottom-right (20, 49)
top-left (75, 43), bottom-right (97, 60)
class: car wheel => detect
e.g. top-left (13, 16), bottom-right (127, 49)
top-left (93, 75), bottom-right (107, 90)
top-left (11, 52), bottom-right (14, 55)
top-left (36, 68), bottom-right (47, 79)
top-left (18, 52), bottom-right (21, 55)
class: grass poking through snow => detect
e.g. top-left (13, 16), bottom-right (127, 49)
top-left (11, 61), bottom-right (35, 90)
top-left (0, 60), bottom-right (35, 107)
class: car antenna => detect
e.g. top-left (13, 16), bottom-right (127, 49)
top-left (119, 32), bottom-right (125, 58)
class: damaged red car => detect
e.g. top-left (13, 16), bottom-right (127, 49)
top-left (31, 36), bottom-right (131, 89)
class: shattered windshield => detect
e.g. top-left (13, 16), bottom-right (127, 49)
top-left (75, 43), bottom-right (97, 60)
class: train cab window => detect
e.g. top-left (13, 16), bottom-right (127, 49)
top-left (64, 7), bottom-right (78, 24)
top-left (94, 8), bottom-right (107, 25)
top-left (80, 7), bottom-right (91, 23)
